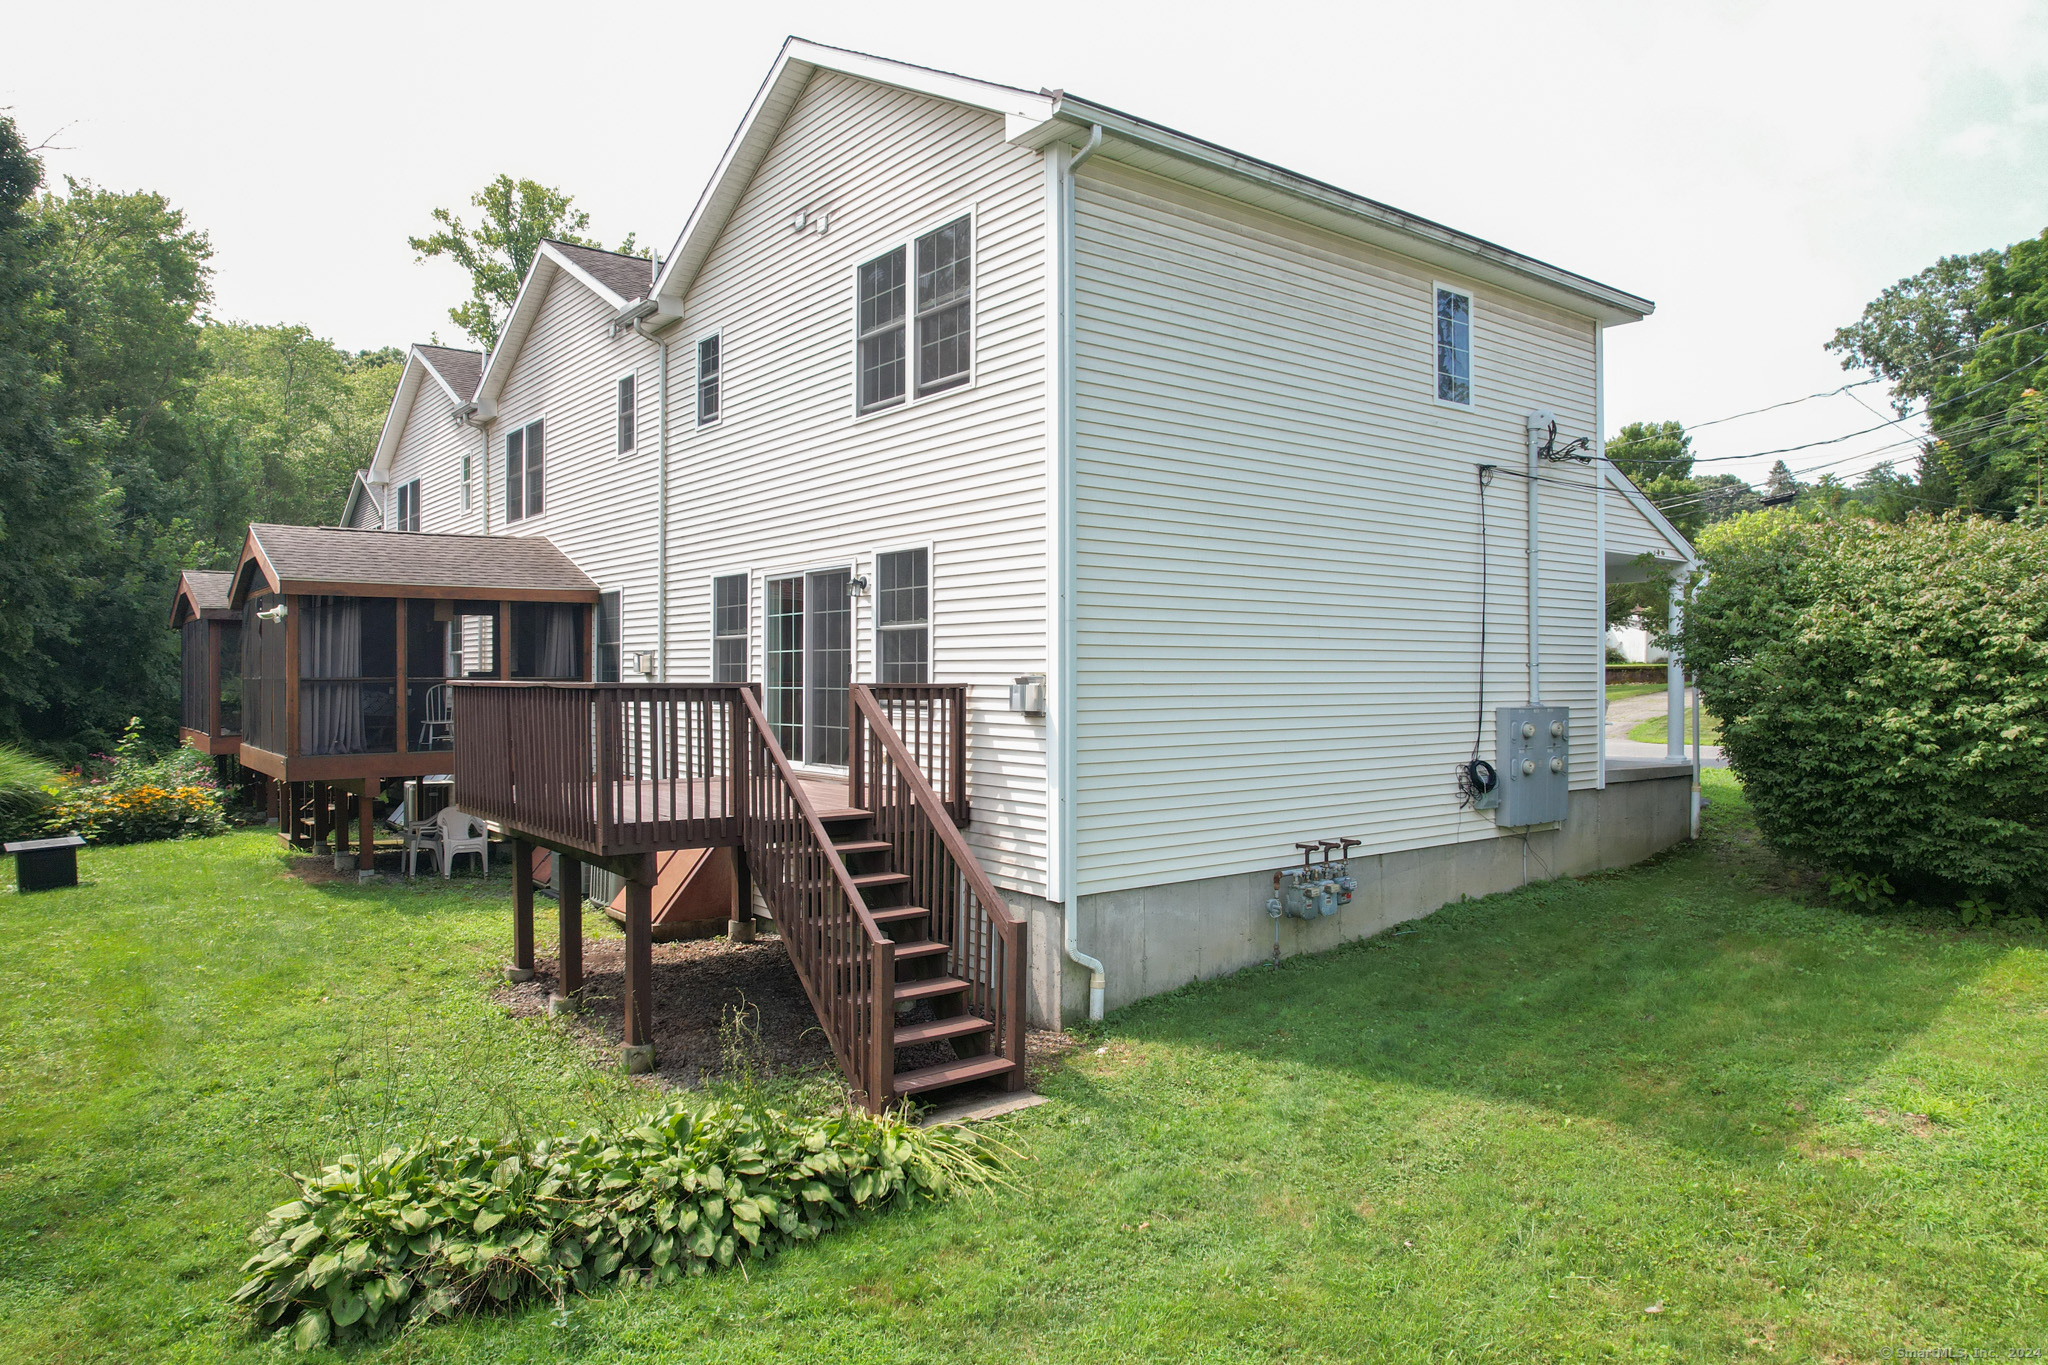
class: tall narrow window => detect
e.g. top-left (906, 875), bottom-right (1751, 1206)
top-left (1435, 286), bottom-right (1472, 405)
top-left (765, 576), bottom-right (804, 760)
top-left (596, 590), bottom-right (621, 683)
top-left (697, 334), bottom-right (721, 425)
top-left (616, 375), bottom-right (636, 454)
top-left (856, 247), bottom-right (906, 412)
top-left (875, 548), bottom-right (929, 683)
top-left (914, 216), bottom-right (971, 396)
top-left (460, 453), bottom-right (472, 510)
top-left (712, 573), bottom-right (748, 682)
top-left (394, 479), bottom-right (421, 532)
top-left (504, 419), bottom-right (544, 521)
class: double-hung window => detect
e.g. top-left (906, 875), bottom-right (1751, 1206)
top-left (875, 548), bottom-right (929, 684)
top-left (616, 375), bottom-right (636, 454)
top-left (460, 453), bottom-right (472, 510)
top-left (856, 214), bottom-right (971, 413)
top-left (712, 573), bottom-right (747, 681)
top-left (697, 334), bottom-right (721, 425)
top-left (504, 418), bottom-right (544, 521)
top-left (595, 590), bottom-right (621, 682)
top-left (1435, 285), bottom-right (1472, 406)
top-left (394, 479), bottom-right (421, 532)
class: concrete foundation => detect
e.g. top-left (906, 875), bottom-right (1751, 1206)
top-left (620, 1042), bottom-right (656, 1074)
top-left (1020, 766), bottom-right (1693, 1026)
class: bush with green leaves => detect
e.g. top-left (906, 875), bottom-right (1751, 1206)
top-left (232, 1095), bottom-right (1000, 1350)
top-left (42, 717), bottom-right (225, 845)
top-left (0, 745), bottom-right (61, 843)
top-left (1682, 511), bottom-right (2048, 912)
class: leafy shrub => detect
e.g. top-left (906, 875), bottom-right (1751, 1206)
top-left (42, 717), bottom-right (225, 845)
top-left (1683, 512), bottom-right (2048, 911)
top-left (232, 1096), bottom-right (1000, 1350)
top-left (0, 745), bottom-right (61, 843)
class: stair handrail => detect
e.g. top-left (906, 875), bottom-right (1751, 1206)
top-left (735, 686), bottom-right (887, 947)
top-left (850, 685), bottom-right (1023, 939)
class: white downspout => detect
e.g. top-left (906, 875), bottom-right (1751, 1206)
top-left (635, 318), bottom-right (670, 681)
top-left (1525, 410), bottom-right (1547, 704)
top-left (1056, 123), bottom-right (1106, 1022)
top-left (1593, 326), bottom-right (1607, 789)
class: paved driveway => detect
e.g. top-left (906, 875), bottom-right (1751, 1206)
top-left (1607, 686), bottom-right (1726, 768)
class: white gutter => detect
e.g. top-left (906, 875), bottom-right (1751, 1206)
top-left (634, 317), bottom-right (672, 681)
top-left (1054, 123), bottom-right (1107, 1022)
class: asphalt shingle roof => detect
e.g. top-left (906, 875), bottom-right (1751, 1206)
top-left (546, 240), bottom-right (655, 302)
top-left (238, 524), bottom-right (598, 603)
top-left (415, 345), bottom-right (483, 401)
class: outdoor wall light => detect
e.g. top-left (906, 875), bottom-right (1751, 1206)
top-left (847, 574), bottom-right (871, 598)
top-left (632, 650), bottom-right (657, 678)
top-left (257, 603), bottom-right (288, 623)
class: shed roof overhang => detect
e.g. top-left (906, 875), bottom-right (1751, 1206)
top-left (228, 524), bottom-right (602, 608)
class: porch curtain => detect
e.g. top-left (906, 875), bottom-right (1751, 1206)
top-left (300, 596), bottom-right (364, 755)
top-left (538, 604), bottom-right (578, 679)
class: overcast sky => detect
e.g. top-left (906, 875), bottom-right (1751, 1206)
top-left (8, 0), bottom-right (2045, 490)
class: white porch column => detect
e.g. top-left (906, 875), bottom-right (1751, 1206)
top-left (1665, 579), bottom-right (1686, 761)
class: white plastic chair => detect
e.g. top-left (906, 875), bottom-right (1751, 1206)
top-left (416, 683), bottom-right (454, 750)
top-left (408, 806), bottom-right (490, 879)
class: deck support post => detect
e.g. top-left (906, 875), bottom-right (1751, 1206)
top-left (357, 782), bottom-right (377, 878)
top-left (729, 848), bottom-right (755, 943)
top-left (311, 782), bottom-right (330, 851)
top-left (866, 937), bottom-right (894, 1115)
top-left (550, 853), bottom-right (583, 1014)
top-left (621, 873), bottom-right (655, 1073)
top-left (506, 837), bottom-right (536, 982)
top-left (333, 788), bottom-right (352, 868)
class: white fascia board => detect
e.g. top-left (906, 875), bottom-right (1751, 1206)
top-left (652, 37), bottom-right (1055, 307)
top-left (1604, 460), bottom-right (1699, 566)
top-left (536, 241), bottom-right (629, 311)
top-left (366, 353), bottom-right (429, 481)
top-left (476, 243), bottom-right (633, 411)
top-left (413, 349), bottom-right (468, 406)
top-left (1013, 103), bottom-right (1655, 328)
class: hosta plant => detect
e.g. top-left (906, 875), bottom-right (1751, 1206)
top-left (232, 1095), bottom-right (1001, 1350)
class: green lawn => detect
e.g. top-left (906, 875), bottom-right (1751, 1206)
top-left (3, 776), bottom-right (2044, 1362)
top-left (1605, 682), bottom-right (1668, 704)
top-left (1629, 709), bottom-right (1723, 747)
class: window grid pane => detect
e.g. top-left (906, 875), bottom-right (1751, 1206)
top-left (915, 217), bottom-right (971, 395)
top-left (697, 335), bottom-right (721, 425)
top-left (524, 420), bottom-right (545, 516)
top-left (596, 591), bottom-right (620, 683)
top-left (1436, 288), bottom-right (1471, 405)
top-left (503, 427), bottom-right (524, 522)
top-left (616, 375), bottom-right (635, 453)
top-left (876, 549), bottom-right (930, 685)
top-left (805, 569), bottom-right (852, 767)
top-left (712, 573), bottom-right (748, 683)
top-left (765, 577), bottom-right (803, 761)
top-left (857, 248), bottom-right (906, 412)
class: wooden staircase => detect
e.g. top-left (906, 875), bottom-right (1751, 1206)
top-left (821, 809), bottom-right (1018, 1098)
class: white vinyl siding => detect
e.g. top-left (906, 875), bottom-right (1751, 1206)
top-left (381, 363), bottom-right (478, 535)
top-left (1070, 159), bottom-right (1606, 897)
top-left (660, 71), bottom-right (1051, 894)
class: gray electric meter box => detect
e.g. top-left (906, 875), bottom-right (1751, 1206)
top-left (1495, 705), bottom-right (1570, 826)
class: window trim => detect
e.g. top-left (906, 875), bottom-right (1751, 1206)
top-left (849, 205), bottom-right (978, 421)
top-left (502, 415), bottom-right (547, 523)
top-left (1432, 281), bottom-right (1476, 410)
top-left (868, 541), bottom-right (934, 685)
top-left (708, 567), bottom-right (749, 682)
top-left (460, 452), bottom-right (472, 511)
top-left (694, 330), bottom-right (723, 429)
top-left (614, 370), bottom-right (638, 456)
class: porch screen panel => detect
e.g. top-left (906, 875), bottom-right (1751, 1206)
top-left (806, 569), bottom-right (852, 767)
top-left (180, 620), bottom-right (208, 731)
top-left (299, 596), bottom-right (397, 755)
top-left (217, 621), bottom-right (242, 735)
top-left (242, 595), bottom-right (288, 754)
top-left (765, 577), bottom-right (804, 761)
top-left (406, 604), bottom-right (450, 751)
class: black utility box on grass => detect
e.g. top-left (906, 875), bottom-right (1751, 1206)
top-left (6, 834), bottom-right (85, 892)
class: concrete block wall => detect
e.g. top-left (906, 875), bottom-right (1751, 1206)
top-left (1023, 773), bottom-right (1692, 1027)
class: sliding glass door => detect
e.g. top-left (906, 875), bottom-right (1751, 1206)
top-left (763, 568), bottom-right (851, 766)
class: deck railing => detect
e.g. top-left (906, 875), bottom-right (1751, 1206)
top-left (734, 686), bottom-right (896, 1107)
top-left (851, 684), bottom-right (970, 826)
top-left (453, 682), bottom-right (746, 856)
top-left (850, 683), bottom-right (1026, 1088)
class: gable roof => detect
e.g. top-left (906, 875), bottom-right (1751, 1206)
top-left (1603, 462), bottom-right (1699, 569)
top-left (366, 343), bottom-right (484, 484)
top-left (169, 569), bottom-right (236, 628)
top-left (648, 38), bottom-right (1652, 327)
top-left (472, 241), bottom-right (656, 412)
top-left (339, 469), bottom-right (382, 529)
top-left (229, 524), bottom-right (600, 608)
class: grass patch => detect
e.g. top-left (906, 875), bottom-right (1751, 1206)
top-left (2, 780), bottom-right (2044, 1361)
top-left (1605, 682), bottom-right (1667, 703)
top-left (1629, 709), bottom-right (1723, 746)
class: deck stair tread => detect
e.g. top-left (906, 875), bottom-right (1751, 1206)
top-left (851, 871), bottom-right (912, 889)
top-left (832, 839), bottom-right (893, 856)
top-left (894, 974), bottom-right (970, 1002)
top-left (890, 940), bottom-right (950, 962)
top-left (869, 905), bottom-right (931, 925)
top-left (893, 1015), bottom-right (993, 1046)
top-left (892, 1055), bottom-right (1016, 1095)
